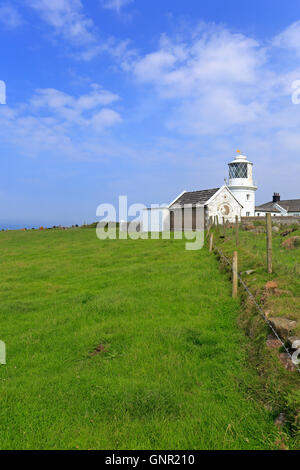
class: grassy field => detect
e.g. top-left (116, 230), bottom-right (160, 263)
top-left (0, 228), bottom-right (290, 449)
top-left (210, 222), bottom-right (300, 447)
top-left (214, 222), bottom-right (300, 337)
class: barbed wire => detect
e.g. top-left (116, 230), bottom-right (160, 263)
top-left (213, 244), bottom-right (300, 375)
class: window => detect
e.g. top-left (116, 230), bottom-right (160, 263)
top-left (257, 213), bottom-right (260, 216)
top-left (246, 212), bottom-right (250, 217)
top-left (229, 162), bottom-right (248, 179)
top-left (246, 194), bottom-right (250, 200)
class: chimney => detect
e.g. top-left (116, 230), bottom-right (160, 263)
top-left (273, 192), bottom-right (280, 203)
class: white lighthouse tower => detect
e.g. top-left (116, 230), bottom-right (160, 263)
top-left (227, 151), bottom-right (257, 217)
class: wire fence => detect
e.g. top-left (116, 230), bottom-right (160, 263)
top-left (211, 216), bottom-right (300, 276)
top-left (213, 243), bottom-right (300, 376)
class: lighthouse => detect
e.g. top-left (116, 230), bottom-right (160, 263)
top-left (227, 151), bottom-right (257, 217)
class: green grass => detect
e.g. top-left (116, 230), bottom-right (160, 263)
top-left (0, 228), bottom-right (286, 449)
top-left (210, 224), bottom-right (300, 447)
top-left (215, 225), bottom-right (300, 334)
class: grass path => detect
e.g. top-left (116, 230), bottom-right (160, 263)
top-left (0, 229), bottom-right (282, 449)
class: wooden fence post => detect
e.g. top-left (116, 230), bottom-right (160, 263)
top-left (209, 233), bottom-right (214, 253)
top-left (235, 215), bottom-right (239, 246)
top-left (232, 251), bottom-right (238, 298)
top-left (266, 213), bottom-right (273, 274)
top-left (215, 215), bottom-right (219, 234)
top-left (223, 217), bottom-right (226, 237)
top-left (206, 223), bottom-right (211, 240)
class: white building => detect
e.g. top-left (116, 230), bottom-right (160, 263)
top-left (143, 151), bottom-right (257, 231)
top-left (255, 193), bottom-right (300, 217)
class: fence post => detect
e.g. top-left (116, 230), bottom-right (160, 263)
top-left (206, 223), bottom-right (211, 239)
top-left (209, 233), bottom-right (214, 253)
top-left (266, 213), bottom-right (273, 274)
top-left (235, 215), bottom-right (239, 246)
top-left (232, 251), bottom-right (238, 298)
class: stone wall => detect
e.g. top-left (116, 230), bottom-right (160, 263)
top-left (241, 216), bottom-right (300, 226)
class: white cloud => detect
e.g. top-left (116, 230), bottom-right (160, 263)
top-left (129, 26), bottom-right (269, 134)
top-left (0, 3), bottom-right (22, 29)
top-left (78, 37), bottom-right (136, 63)
top-left (132, 28), bottom-right (265, 97)
top-left (25, 0), bottom-right (135, 61)
top-left (273, 20), bottom-right (300, 54)
top-left (29, 86), bottom-right (122, 130)
top-left (91, 108), bottom-right (122, 130)
top-left (101, 0), bottom-right (134, 13)
top-left (26, 0), bottom-right (96, 45)
top-left (0, 85), bottom-right (123, 160)
top-left (31, 86), bottom-right (120, 112)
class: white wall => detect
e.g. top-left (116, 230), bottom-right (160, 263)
top-left (255, 211), bottom-right (278, 217)
top-left (229, 188), bottom-right (256, 216)
top-left (255, 211), bottom-right (300, 217)
top-left (207, 187), bottom-right (242, 223)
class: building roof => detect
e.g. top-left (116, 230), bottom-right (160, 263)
top-left (256, 199), bottom-right (300, 213)
top-left (170, 188), bottom-right (220, 207)
top-left (278, 200), bottom-right (300, 212)
top-left (255, 202), bottom-right (280, 213)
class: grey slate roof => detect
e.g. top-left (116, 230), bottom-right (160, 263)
top-left (170, 188), bottom-right (220, 207)
top-left (256, 199), bottom-right (300, 213)
top-left (278, 200), bottom-right (300, 212)
top-left (255, 203), bottom-right (280, 213)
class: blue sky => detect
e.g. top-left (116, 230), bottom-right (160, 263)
top-left (1, 0), bottom-right (300, 227)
